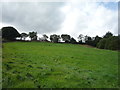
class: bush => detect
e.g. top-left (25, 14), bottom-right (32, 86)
top-left (97, 36), bottom-right (120, 50)
top-left (105, 36), bottom-right (119, 50)
top-left (97, 38), bottom-right (107, 49)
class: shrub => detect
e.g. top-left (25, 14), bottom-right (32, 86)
top-left (97, 38), bottom-right (107, 49)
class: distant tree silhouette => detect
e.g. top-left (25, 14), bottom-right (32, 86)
top-left (1, 26), bottom-right (20, 41)
top-left (50, 34), bottom-right (60, 43)
top-left (84, 35), bottom-right (88, 43)
top-left (61, 34), bottom-right (71, 43)
top-left (78, 34), bottom-right (84, 43)
top-left (1, 26), bottom-right (119, 50)
top-left (92, 35), bottom-right (102, 47)
top-left (78, 40), bottom-right (83, 44)
top-left (21, 33), bottom-right (28, 40)
top-left (29, 32), bottom-right (37, 41)
top-left (103, 31), bottom-right (113, 38)
top-left (43, 34), bottom-right (48, 41)
top-left (84, 35), bottom-right (92, 44)
top-left (96, 32), bottom-right (120, 50)
top-left (70, 37), bottom-right (77, 44)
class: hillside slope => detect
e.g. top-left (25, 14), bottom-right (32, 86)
top-left (2, 42), bottom-right (118, 88)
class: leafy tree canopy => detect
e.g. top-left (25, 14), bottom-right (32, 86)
top-left (1, 26), bottom-right (20, 40)
top-left (103, 31), bottom-right (113, 38)
top-left (29, 31), bottom-right (37, 41)
top-left (50, 34), bottom-right (60, 43)
top-left (61, 34), bottom-right (71, 43)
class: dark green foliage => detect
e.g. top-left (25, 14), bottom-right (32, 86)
top-left (78, 40), bottom-right (83, 44)
top-left (84, 35), bottom-right (94, 46)
top-left (70, 37), bottom-right (77, 44)
top-left (97, 31), bottom-right (119, 50)
top-left (61, 34), bottom-right (71, 43)
top-left (119, 34), bottom-right (120, 50)
top-left (50, 34), bottom-right (60, 43)
top-left (105, 36), bottom-right (119, 50)
top-left (97, 36), bottom-right (119, 50)
top-left (103, 31), bottom-right (113, 38)
top-left (93, 35), bottom-right (102, 47)
top-left (1, 26), bottom-right (20, 40)
top-left (97, 38), bottom-right (107, 49)
top-left (29, 31), bottom-right (37, 41)
top-left (84, 32), bottom-right (119, 51)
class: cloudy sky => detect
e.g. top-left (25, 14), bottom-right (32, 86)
top-left (0, 0), bottom-right (118, 40)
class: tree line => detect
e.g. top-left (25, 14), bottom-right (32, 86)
top-left (1, 26), bottom-right (120, 50)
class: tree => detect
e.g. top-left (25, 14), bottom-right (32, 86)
top-left (78, 34), bottom-right (84, 43)
top-left (104, 36), bottom-right (119, 50)
top-left (84, 35), bottom-right (93, 45)
top-left (97, 33), bottom-right (120, 50)
top-left (1, 26), bottom-right (20, 40)
top-left (21, 33), bottom-right (28, 40)
top-left (29, 31), bottom-right (37, 41)
top-left (96, 31), bottom-right (119, 50)
top-left (103, 31), bottom-right (113, 38)
top-left (50, 34), bottom-right (60, 43)
top-left (97, 38), bottom-right (107, 49)
top-left (61, 34), bottom-right (71, 43)
top-left (70, 37), bottom-right (77, 44)
top-left (43, 34), bottom-right (48, 41)
top-left (93, 35), bottom-right (102, 47)
top-left (84, 35), bottom-right (89, 43)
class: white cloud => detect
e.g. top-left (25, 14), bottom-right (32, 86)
top-left (56, 2), bottom-right (118, 40)
top-left (1, 1), bottom-right (118, 41)
top-left (2, 2), bottom-right (65, 34)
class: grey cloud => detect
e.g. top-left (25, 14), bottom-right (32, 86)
top-left (2, 2), bottom-right (65, 34)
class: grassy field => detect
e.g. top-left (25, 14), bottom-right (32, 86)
top-left (2, 42), bottom-right (118, 88)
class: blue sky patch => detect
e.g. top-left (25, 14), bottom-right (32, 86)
top-left (98, 2), bottom-right (118, 11)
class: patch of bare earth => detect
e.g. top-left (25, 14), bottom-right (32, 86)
top-left (80, 45), bottom-right (96, 48)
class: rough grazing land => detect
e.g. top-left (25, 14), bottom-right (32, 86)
top-left (2, 42), bottom-right (118, 88)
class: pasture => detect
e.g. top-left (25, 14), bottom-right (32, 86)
top-left (2, 42), bottom-right (118, 88)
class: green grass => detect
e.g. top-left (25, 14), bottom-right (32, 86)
top-left (2, 42), bottom-right (119, 88)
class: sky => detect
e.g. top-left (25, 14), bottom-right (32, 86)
top-left (0, 1), bottom-right (118, 40)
